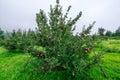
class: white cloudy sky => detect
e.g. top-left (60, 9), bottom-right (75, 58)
top-left (0, 0), bottom-right (120, 33)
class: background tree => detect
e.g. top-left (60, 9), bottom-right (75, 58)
top-left (0, 28), bottom-right (4, 45)
top-left (98, 27), bottom-right (105, 36)
top-left (0, 28), bottom-right (4, 39)
top-left (115, 26), bottom-right (120, 36)
top-left (105, 30), bottom-right (112, 36)
top-left (4, 29), bottom-right (37, 52)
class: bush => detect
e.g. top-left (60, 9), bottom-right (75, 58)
top-left (0, 28), bottom-right (4, 46)
top-left (30, 0), bottom-right (102, 79)
top-left (4, 29), bottom-right (37, 52)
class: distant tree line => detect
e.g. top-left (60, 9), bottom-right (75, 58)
top-left (0, 28), bottom-right (39, 52)
top-left (98, 26), bottom-right (120, 37)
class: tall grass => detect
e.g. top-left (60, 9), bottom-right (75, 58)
top-left (0, 39), bottom-right (120, 80)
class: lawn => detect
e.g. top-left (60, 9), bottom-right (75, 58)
top-left (0, 40), bottom-right (120, 80)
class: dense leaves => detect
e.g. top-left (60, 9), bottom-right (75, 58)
top-left (98, 27), bottom-right (105, 36)
top-left (34, 0), bottom-right (101, 78)
top-left (105, 30), bottom-right (112, 36)
top-left (0, 28), bottom-right (4, 46)
top-left (3, 29), bottom-right (37, 52)
top-left (115, 26), bottom-right (120, 36)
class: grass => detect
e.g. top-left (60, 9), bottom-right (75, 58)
top-left (0, 47), bottom-right (32, 80)
top-left (89, 40), bottom-right (120, 80)
top-left (0, 39), bottom-right (120, 80)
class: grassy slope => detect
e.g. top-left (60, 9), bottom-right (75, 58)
top-left (0, 40), bottom-right (120, 80)
top-left (0, 47), bottom-right (32, 80)
top-left (89, 40), bottom-right (120, 80)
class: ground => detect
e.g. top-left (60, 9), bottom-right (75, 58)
top-left (0, 40), bottom-right (120, 80)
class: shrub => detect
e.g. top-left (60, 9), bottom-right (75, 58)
top-left (31, 0), bottom-right (102, 78)
top-left (0, 28), bottom-right (4, 46)
top-left (4, 29), bottom-right (37, 52)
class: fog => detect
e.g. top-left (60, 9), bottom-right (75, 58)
top-left (0, 0), bottom-right (120, 33)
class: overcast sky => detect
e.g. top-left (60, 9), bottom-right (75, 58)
top-left (0, 0), bottom-right (120, 33)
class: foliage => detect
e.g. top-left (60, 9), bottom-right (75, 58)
top-left (0, 28), bottom-right (4, 46)
top-left (115, 26), bottom-right (120, 36)
top-left (105, 30), bottom-right (112, 36)
top-left (3, 29), bottom-right (37, 52)
top-left (98, 27), bottom-right (105, 36)
top-left (0, 28), bottom-right (4, 38)
top-left (32, 0), bottom-right (102, 78)
top-left (100, 26), bottom-right (120, 39)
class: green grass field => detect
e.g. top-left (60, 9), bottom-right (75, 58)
top-left (88, 40), bottom-right (120, 80)
top-left (0, 40), bottom-right (120, 80)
